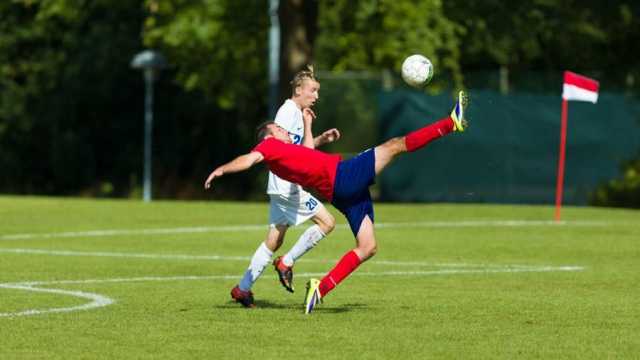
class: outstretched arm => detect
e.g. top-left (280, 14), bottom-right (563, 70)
top-left (204, 151), bottom-right (264, 190)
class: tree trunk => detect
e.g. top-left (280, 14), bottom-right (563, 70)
top-left (278, 0), bottom-right (318, 103)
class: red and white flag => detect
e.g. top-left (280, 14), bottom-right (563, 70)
top-left (562, 71), bottom-right (599, 103)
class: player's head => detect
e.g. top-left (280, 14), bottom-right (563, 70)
top-left (290, 64), bottom-right (320, 108)
top-left (256, 121), bottom-right (292, 144)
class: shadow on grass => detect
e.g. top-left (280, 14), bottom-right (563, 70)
top-left (212, 301), bottom-right (369, 313)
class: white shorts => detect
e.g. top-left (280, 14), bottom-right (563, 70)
top-left (268, 191), bottom-right (324, 227)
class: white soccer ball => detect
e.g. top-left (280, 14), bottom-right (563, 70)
top-left (401, 54), bottom-right (434, 87)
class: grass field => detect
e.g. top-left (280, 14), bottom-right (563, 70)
top-left (1, 196), bottom-right (639, 359)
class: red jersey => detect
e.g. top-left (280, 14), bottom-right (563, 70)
top-left (252, 138), bottom-right (342, 201)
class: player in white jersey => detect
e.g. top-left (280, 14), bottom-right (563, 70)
top-left (230, 66), bottom-right (340, 307)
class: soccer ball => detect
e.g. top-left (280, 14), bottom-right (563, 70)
top-left (401, 54), bottom-right (434, 87)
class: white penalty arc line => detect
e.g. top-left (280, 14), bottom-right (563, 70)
top-left (0, 220), bottom-right (614, 241)
top-left (0, 284), bottom-right (114, 318)
top-left (0, 266), bottom-right (583, 318)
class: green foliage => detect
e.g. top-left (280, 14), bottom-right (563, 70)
top-left (313, 75), bottom-right (380, 154)
top-left (143, 0), bottom-right (268, 110)
top-left (316, 0), bottom-right (464, 88)
top-left (140, 0), bottom-right (273, 199)
top-left (0, 0), bottom-right (73, 129)
top-left (311, 0), bottom-right (466, 155)
top-left (445, 0), bottom-right (640, 80)
top-left (1, 0), bottom-right (640, 204)
top-left (0, 0), bottom-right (145, 194)
top-left (591, 157), bottom-right (640, 208)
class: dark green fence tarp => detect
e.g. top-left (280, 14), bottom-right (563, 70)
top-left (378, 89), bottom-right (640, 204)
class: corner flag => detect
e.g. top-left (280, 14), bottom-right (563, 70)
top-left (562, 71), bottom-right (600, 103)
top-left (555, 71), bottom-right (600, 221)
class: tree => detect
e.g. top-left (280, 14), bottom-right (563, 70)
top-left (0, 0), bottom-right (145, 195)
top-left (277, 0), bottom-right (318, 104)
top-left (591, 156), bottom-right (640, 208)
top-left (3, 0), bottom-right (637, 202)
top-left (316, 0), bottom-right (463, 87)
top-left (141, 0), bottom-right (467, 198)
top-left (444, 0), bottom-right (640, 83)
top-left (142, 0), bottom-right (271, 198)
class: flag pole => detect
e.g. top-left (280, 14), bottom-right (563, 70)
top-left (555, 98), bottom-right (568, 222)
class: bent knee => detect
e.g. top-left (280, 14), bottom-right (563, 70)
top-left (316, 213), bottom-right (336, 235)
top-left (324, 215), bottom-right (336, 234)
top-left (359, 244), bottom-right (377, 260)
top-left (367, 245), bottom-right (378, 258)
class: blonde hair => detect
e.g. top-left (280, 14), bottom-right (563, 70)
top-left (290, 64), bottom-right (317, 96)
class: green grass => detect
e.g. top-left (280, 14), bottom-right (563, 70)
top-left (1, 195), bottom-right (639, 359)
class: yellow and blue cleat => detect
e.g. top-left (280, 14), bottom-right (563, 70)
top-left (304, 278), bottom-right (322, 314)
top-left (451, 90), bottom-right (469, 132)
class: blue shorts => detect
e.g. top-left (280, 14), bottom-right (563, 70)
top-left (331, 148), bottom-right (376, 236)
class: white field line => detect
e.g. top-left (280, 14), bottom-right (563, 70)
top-left (0, 225), bottom-right (269, 241)
top-left (0, 248), bottom-right (250, 262)
top-left (0, 220), bottom-right (590, 318)
top-left (0, 248), bottom-right (566, 269)
top-left (0, 284), bottom-right (114, 318)
top-left (0, 220), bottom-right (613, 241)
top-left (0, 266), bottom-right (584, 318)
top-left (3, 266), bottom-right (584, 288)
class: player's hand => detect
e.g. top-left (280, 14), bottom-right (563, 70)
top-left (204, 168), bottom-right (224, 190)
top-left (321, 128), bottom-right (340, 143)
top-left (302, 108), bottom-right (316, 124)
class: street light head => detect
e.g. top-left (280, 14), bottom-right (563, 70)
top-left (131, 50), bottom-right (168, 70)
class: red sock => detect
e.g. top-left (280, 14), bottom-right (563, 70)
top-left (318, 250), bottom-right (362, 297)
top-left (404, 117), bottom-right (454, 152)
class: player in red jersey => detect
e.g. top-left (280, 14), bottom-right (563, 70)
top-left (229, 66), bottom-right (340, 308)
top-left (205, 91), bottom-right (468, 314)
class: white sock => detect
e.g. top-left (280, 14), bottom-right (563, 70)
top-left (238, 242), bottom-right (273, 291)
top-left (282, 225), bottom-right (326, 266)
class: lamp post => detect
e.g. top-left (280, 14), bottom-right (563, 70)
top-left (131, 50), bottom-right (167, 202)
top-left (268, 0), bottom-right (280, 119)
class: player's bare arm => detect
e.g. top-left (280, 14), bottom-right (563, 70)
top-left (302, 107), bottom-right (316, 149)
top-left (302, 107), bottom-right (339, 148)
top-left (314, 128), bottom-right (341, 147)
top-left (204, 151), bottom-right (264, 189)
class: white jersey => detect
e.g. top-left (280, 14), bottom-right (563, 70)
top-left (267, 99), bottom-right (305, 195)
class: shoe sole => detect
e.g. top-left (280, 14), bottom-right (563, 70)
top-left (273, 258), bottom-right (295, 293)
top-left (453, 91), bottom-right (469, 131)
top-left (304, 279), bottom-right (321, 314)
top-left (230, 293), bottom-right (256, 308)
